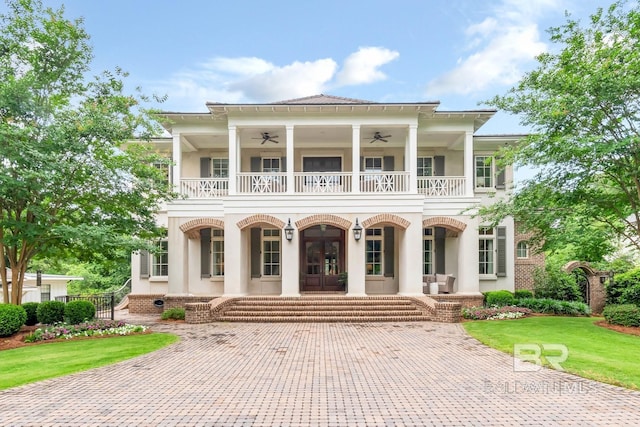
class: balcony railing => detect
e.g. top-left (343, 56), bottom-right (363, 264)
top-left (417, 176), bottom-right (466, 197)
top-left (294, 172), bottom-right (352, 193)
top-left (181, 178), bottom-right (229, 199)
top-left (179, 173), bottom-right (466, 198)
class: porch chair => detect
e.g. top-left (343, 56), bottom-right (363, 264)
top-left (422, 274), bottom-right (456, 294)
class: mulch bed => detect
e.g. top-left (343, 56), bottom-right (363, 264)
top-left (594, 320), bottom-right (640, 337)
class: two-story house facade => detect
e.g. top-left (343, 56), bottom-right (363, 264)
top-left (130, 94), bottom-right (520, 308)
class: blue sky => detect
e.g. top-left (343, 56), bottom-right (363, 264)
top-left (10, 0), bottom-right (612, 134)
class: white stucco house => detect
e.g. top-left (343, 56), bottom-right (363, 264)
top-left (130, 94), bottom-right (523, 307)
top-left (1, 270), bottom-right (83, 303)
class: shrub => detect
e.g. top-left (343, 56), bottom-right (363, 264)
top-left (513, 290), bottom-right (534, 300)
top-left (64, 300), bottom-right (96, 324)
top-left (462, 306), bottom-right (532, 320)
top-left (0, 303), bottom-right (27, 337)
top-left (484, 290), bottom-right (515, 307)
top-left (606, 267), bottom-right (640, 304)
top-left (161, 307), bottom-right (185, 321)
top-left (619, 284), bottom-right (640, 306)
top-left (603, 304), bottom-right (640, 327)
top-left (515, 298), bottom-right (591, 316)
top-left (533, 267), bottom-right (582, 301)
top-left (21, 302), bottom-right (40, 326)
top-left (36, 300), bottom-right (66, 325)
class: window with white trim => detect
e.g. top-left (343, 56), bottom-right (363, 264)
top-left (364, 157), bottom-right (383, 172)
top-left (263, 229), bottom-right (280, 276)
top-left (152, 239), bottom-right (169, 276)
top-left (366, 228), bottom-right (383, 275)
top-left (153, 159), bottom-right (172, 184)
top-left (262, 158), bottom-right (280, 173)
top-left (475, 155), bottom-right (493, 189)
top-left (417, 157), bottom-right (433, 177)
top-left (211, 229), bottom-right (224, 276)
top-left (423, 228), bottom-right (433, 275)
top-left (516, 241), bottom-right (529, 259)
top-left (211, 158), bottom-right (229, 178)
top-left (479, 227), bottom-right (494, 275)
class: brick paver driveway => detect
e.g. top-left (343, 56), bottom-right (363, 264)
top-left (1, 313), bottom-right (640, 426)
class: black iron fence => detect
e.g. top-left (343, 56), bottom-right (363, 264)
top-left (56, 293), bottom-right (115, 320)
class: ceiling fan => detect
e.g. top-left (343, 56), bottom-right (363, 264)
top-left (252, 132), bottom-right (279, 144)
top-left (367, 131), bottom-right (392, 143)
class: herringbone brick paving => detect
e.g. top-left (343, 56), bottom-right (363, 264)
top-left (1, 311), bottom-right (639, 426)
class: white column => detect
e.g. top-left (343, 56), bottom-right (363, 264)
top-left (172, 133), bottom-right (181, 193)
top-left (351, 125), bottom-right (361, 193)
top-left (228, 126), bottom-right (237, 195)
top-left (408, 124), bottom-right (418, 193)
top-left (347, 222), bottom-right (366, 295)
top-left (464, 130), bottom-right (474, 197)
top-left (167, 217), bottom-right (188, 295)
top-left (281, 221), bottom-right (300, 296)
top-left (457, 216), bottom-right (480, 293)
top-left (286, 125), bottom-right (294, 194)
top-left (223, 220), bottom-right (247, 296)
top-left (398, 215), bottom-right (423, 295)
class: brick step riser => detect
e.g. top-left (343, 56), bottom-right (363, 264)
top-left (235, 301), bottom-right (414, 307)
top-left (228, 304), bottom-right (417, 311)
top-left (217, 316), bottom-right (430, 322)
top-left (235, 296), bottom-right (411, 301)
top-left (223, 310), bottom-right (424, 317)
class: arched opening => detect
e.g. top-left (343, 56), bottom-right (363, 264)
top-left (299, 224), bottom-right (346, 292)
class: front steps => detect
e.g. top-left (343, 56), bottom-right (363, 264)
top-left (213, 295), bottom-right (432, 322)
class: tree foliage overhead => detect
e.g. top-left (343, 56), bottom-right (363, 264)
top-left (0, 0), bottom-right (173, 304)
top-left (480, 1), bottom-right (640, 257)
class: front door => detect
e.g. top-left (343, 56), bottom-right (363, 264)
top-left (300, 225), bottom-right (345, 292)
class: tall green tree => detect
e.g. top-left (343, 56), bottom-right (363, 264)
top-left (0, 0), bottom-right (173, 304)
top-left (480, 1), bottom-right (640, 257)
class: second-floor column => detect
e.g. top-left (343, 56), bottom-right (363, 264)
top-left (172, 133), bottom-right (181, 193)
top-left (351, 125), bottom-right (361, 193)
top-left (464, 130), bottom-right (474, 196)
top-left (228, 126), bottom-right (237, 195)
top-left (408, 124), bottom-right (418, 193)
top-left (286, 125), bottom-right (294, 194)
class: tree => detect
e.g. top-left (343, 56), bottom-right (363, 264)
top-left (0, 0), bottom-right (173, 304)
top-left (480, 1), bottom-right (640, 257)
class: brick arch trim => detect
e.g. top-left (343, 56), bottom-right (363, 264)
top-left (237, 214), bottom-right (285, 230)
top-left (295, 214), bottom-right (351, 231)
top-left (180, 218), bottom-right (225, 239)
top-left (422, 216), bottom-right (467, 233)
top-left (361, 214), bottom-right (410, 230)
top-left (562, 261), bottom-right (596, 276)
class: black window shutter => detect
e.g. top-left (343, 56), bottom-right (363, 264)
top-left (250, 227), bottom-right (261, 278)
top-left (281, 156), bottom-right (286, 172)
top-left (496, 226), bottom-right (507, 277)
top-left (200, 157), bottom-right (211, 178)
top-left (250, 157), bottom-right (261, 172)
top-left (496, 167), bottom-right (506, 189)
top-left (383, 156), bottom-right (394, 172)
top-left (200, 228), bottom-right (211, 278)
top-left (384, 226), bottom-right (395, 277)
top-left (139, 250), bottom-right (149, 279)
top-left (435, 227), bottom-right (446, 274)
top-left (434, 156), bottom-right (445, 176)
top-left (360, 156), bottom-right (365, 171)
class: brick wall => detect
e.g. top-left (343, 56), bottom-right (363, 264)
top-left (514, 223), bottom-right (545, 291)
top-left (185, 302), bottom-right (213, 323)
top-left (128, 294), bottom-right (166, 314)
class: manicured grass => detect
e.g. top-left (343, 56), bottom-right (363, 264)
top-left (0, 333), bottom-right (178, 390)
top-left (463, 316), bottom-right (640, 390)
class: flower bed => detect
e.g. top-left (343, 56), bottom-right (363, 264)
top-left (25, 319), bottom-right (148, 343)
top-left (462, 306), bottom-right (532, 321)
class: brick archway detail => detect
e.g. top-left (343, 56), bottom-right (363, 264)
top-left (562, 261), bottom-right (596, 276)
top-left (180, 218), bottom-right (225, 239)
top-left (237, 214), bottom-right (285, 230)
top-left (295, 214), bottom-right (351, 231)
top-left (422, 217), bottom-right (467, 233)
top-left (362, 214), bottom-right (410, 230)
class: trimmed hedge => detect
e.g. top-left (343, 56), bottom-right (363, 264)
top-left (161, 307), bottom-right (185, 321)
top-left (21, 302), bottom-right (40, 326)
top-left (0, 303), bottom-right (27, 337)
top-left (484, 290), bottom-right (515, 307)
top-left (514, 290), bottom-right (534, 299)
top-left (603, 304), bottom-right (640, 327)
top-left (64, 300), bottom-right (96, 324)
top-left (515, 298), bottom-right (591, 316)
top-left (607, 267), bottom-right (640, 304)
top-left (36, 300), bottom-right (65, 325)
top-left (619, 284), bottom-right (640, 306)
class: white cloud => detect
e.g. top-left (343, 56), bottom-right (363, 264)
top-left (336, 47), bottom-right (399, 86)
top-left (425, 0), bottom-right (562, 97)
top-left (151, 47), bottom-right (397, 109)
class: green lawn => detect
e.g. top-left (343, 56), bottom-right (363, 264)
top-left (463, 316), bottom-right (640, 390)
top-left (0, 333), bottom-right (178, 390)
